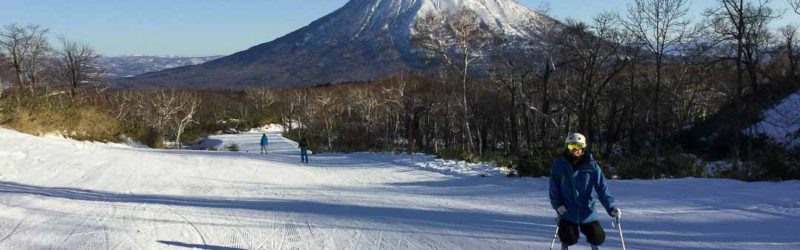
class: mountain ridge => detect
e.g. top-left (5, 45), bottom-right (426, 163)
top-left (98, 55), bottom-right (222, 78)
top-left (114, 0), bottom-right (549, 89)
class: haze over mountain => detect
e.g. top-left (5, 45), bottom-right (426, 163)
top-left (98, 56), bottom-right (222, 78)
top-left (114, 0), bottom-right (551, 89)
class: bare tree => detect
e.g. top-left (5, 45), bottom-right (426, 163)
top-left (412, 7), bottom-right (496, 152)
top-left (290, 90), bottom-right (311, 138)
top-left (703, 0), bottom-right (779, 173)
top-left (490, 47), bottom-right (532, 156)
top-left (135, 90), bottom-right (182, 145)
top-left (311, 91), bottom-right (341, 151)
top-left (55, 37), bottom-right (100, 97)
top-left (349, 87), bottom-right (381, 142)
top-left (172, 93), bottom-right (201, 148)
top-left (622, 0), bottom-right (692, 177)
top-left (275, 90), bottom-right (299, 133)
top-left (115, 90), bottom-right (201, 148)
top-left (0, 52), bottom-right (6, 99)
top-left (245, 88), bottom-right (277, 112)
top-left (790, 0), bottom-right (800, 14)
top-left (109, 90), bottom-right (135, 120)
top-left (561, 13), bottom-right (630, 154)
top-left (521, 8), bottom-right (567, 149)
top-left (0, 24), bottom-right (51, 94)
top-left (779, 25), bottom-right (799, 78)
top-left (706, 0), bottom-right (779, 96)
top-left (380, 76), bottom-right (408, 146)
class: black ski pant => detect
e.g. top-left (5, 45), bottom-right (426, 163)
top-left (558, 219), bottom-right (605, 246)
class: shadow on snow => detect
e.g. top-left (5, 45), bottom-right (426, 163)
top-left (0, 181), bottom-right (547, 241)
top-left (157, 241), bottom-right (246, 250)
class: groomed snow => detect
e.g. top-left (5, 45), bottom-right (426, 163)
top-left (0, 128), bottom-right (798, 249)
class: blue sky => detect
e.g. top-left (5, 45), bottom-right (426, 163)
top-left (1, 0), bottom-right (798, 57)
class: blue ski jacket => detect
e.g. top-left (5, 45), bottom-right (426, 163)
top-left (549, 151), bottom-right (616, 224)
top-left (260, 134), bottom-right (269, 146)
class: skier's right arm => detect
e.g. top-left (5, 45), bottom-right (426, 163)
top-left (548, 161), bottom-right (564, 211)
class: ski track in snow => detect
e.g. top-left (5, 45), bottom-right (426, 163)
top-left (0, 127), bottom-right (798, 249)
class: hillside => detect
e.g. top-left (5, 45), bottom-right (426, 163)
top-left (113, 0), bottom-right (552, 89)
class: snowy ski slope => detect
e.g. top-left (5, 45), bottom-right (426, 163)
top-left (0, 128), bottom-right (798, 249)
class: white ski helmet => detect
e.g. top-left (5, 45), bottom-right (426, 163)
top-left (564, 133), bottom-right (587, 145)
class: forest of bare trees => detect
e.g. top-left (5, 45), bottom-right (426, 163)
top-left (268, 0), bottom-right (800, 180)
top-left (0, 23), bottom-right (203, 148)
top-left (0, 24), bottom-right (105, 97)
top-left (1, 0), bottom-right (798, 180)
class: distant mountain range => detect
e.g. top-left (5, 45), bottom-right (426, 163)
top-left (114, 0), bottom-right (553, 89)
top-left (98, 56), bottom-right (222, 78)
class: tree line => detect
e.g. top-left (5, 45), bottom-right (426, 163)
top-left (2, 0), bottom-right (799, 180)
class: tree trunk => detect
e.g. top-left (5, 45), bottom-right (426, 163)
top-left (462, 66), bottom-right (474, 153)
top-left (509, 84), bottom-right (520, 156)
top-left (654, 53), bottom-right (662, 180)
top-left (789, 39), bottom-right (798, 78)
top-left (539, 57), bottom-right (553, 147)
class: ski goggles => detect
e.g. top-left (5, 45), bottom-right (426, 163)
top-left (566, 142), bottom-right (586, 150)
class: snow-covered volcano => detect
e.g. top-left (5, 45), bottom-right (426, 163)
top-left (115, 0), bottom-right (550, 89)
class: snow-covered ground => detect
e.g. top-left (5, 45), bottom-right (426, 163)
top-left (747, 91), bottom-right (800, 148)
top-left (0, 128), bottom-right (798, 249)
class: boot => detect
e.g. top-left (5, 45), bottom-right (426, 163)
top-left (591, 245), bottom-right (599, 250)
top-left (561, 243), bottom-right (568, 250)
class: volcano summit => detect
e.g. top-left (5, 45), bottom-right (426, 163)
top-left (115, 0), bottom-right (549, 89)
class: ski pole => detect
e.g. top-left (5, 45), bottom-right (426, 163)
top-left (549, 215), bottom-right (560, 250)
top-left (612, 216), bottom-right (626, 250)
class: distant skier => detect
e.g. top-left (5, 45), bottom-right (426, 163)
top-left (549, 133), bottom-right (621, 250)
top-left (260, 133), bottom-right (269, 154)
top-left (299, 137), bottom-right (309, 163)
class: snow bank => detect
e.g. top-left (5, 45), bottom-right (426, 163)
top-left (746, 91), bottom-right (800, 147)
top-left (332, 152), bottom-right (510, 177)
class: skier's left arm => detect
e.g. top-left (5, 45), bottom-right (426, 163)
top-left (594, 163), bottom-right (617, 216)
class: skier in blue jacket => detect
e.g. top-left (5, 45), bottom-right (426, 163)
top-left (260, 133), bottom-right (269, 154)
top-left (549, 133), bottom-right (621, 250)
top-left (298, 137), bottom-right (309, 163)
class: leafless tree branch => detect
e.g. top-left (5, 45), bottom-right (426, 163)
top-left (789, 0), bottom-right (800, 14)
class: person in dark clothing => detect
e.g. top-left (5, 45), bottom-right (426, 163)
top-left (298, 137), bottom-right (309, 163)
top-left (549, 133), bottom-right (621, 250)
top-left (260, 133), bottom-right (269, 154)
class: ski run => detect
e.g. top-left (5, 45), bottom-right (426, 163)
top-left (0, 127), bottom-right (798, 249)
